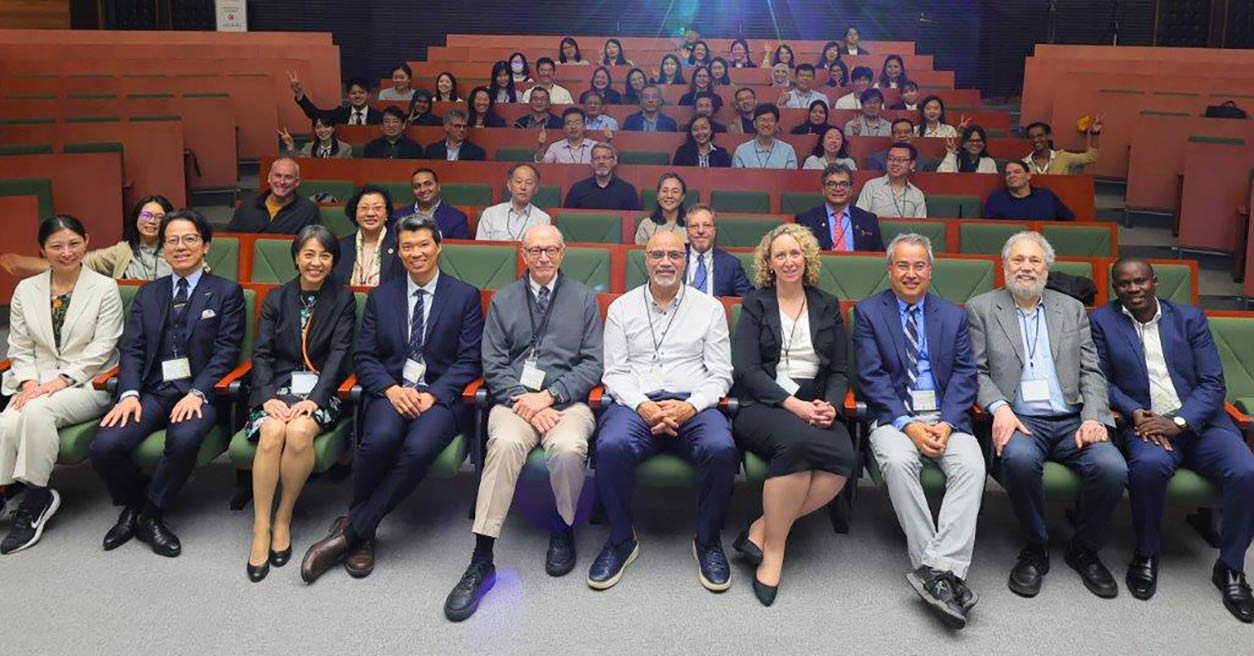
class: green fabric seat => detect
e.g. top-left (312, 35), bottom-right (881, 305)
top-left (711, 190), bottom-right (770, 213)
top-left (959, 222), bottom-right (1028, 255)
top-left (534, 185), bottom-right (561, 209)
top-left (779, 192), bottom-right (823, 216)
top-left (556, 212), bottom-right (622, 244)
top-left (638, 453), bottom-right (697, 486)
top-left (250, 238), bottom-right (297, 284)
top-left (1166, 468), bottom-right (1221, 504)
top-left (642, 189), bottom-right (700, 211)
top-left (618, 151), bottom-right (670, 166)
top-left (300, 179), bottom-right (355, 203)
top-left (1051, 260), bottom-right (1094, 283)
top-left (118, 284), bottom-right (140, 316)
top-left (929, 195), bottom-right (982, 219)
top-left (205, 236), bottom-right (239, 281)
top-left (732, 251), bottom-right (758, 287)
top-left (496, 147), bottom-right (536, 162)
top-left (369, 181), bottom-right (412, 206)
top-left (350, 143), bottom-right (366, 158)
top-left (880, 220), bottom-right (948, 252)
top-left (319, 206), bottom-right (356, 238)
top-left (1109, 263), bottom-right (1193, 305)
top-left (0, 178), bottom-right (55, 218)
top-left (63, 142), bottom-right (123, 154)
top-left (930, 258), bottom-right (996, 303)
top-left (818, 255), bottom-right (888, 300)
top-left (56, 420), bottom-right (101, 465)
top-left (744, 451), bottom-right (769, 485)
top-left (430, 434), bottom-right (470, 477)
top-left (716, 215), bottom-right (781, 247)
top-left (0, 144), bottom-right (53, 155)
top-left (441, 183), bottom-right (492, 206)
top-left (227, 418), bottom-right (353, 473)
top-left (560, 247), bottom-right (612, 293)
top-left (1209, 317), bottom-right (1254, 408)
top-left (440, 243), bottom-right (517, 290)
top-left (625, 249), bottom-right (649, 289)
top-left (1042, 224), bottom-right (1116, 257)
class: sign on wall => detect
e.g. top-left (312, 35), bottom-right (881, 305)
top-left (215, 0), bottom-right (248, 32)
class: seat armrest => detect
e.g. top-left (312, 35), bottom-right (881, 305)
top-left (214, 362), bottom-right (253, 396)
top-left (1226, 401), bottom-right (1250, 429)
top-left (0, 359), bottom-right (10, 374)
top-left (588, 385), bottom-right (605, 409)
top-left (337, 374), bottom-right (359, 401)
top-left (462, 377), bottom-right (486, 406)
top-left (92, 365), bottom-right (120, 392)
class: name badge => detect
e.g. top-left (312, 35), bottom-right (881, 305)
top-left (38, 370), bottom-right (61, 385)
top-left (1020, 379), bottom-right (1051, 403)
top-left (403, 358), bottom-right (426, 388)
top-left (775, 371), bottom-right (801, 396)
top-left (162, 358), bottom-right (191, 382)
top-left (642, 366), bottom-right (664, 394)
top-left (910, 389), bottom-right (938, 412)
top-left (520, 358), bottom-right (547, 391)
top-left (290, 371), bottom-right (318, 396)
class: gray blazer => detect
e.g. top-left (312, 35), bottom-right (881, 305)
top-left (965, 288), bottom-right (1113, 426)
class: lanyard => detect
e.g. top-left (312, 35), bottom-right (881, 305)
top-left (781, 297), bottom-right (808, 367)
top-left (644, 285), bottom-right (683, 362)
top-left (889, 182), bottom-right (912, 218)
top-left (1017, 307), bottom-right (1043, 370)
top-left (754, 140), bottom-right (777, 167)
top-left (506, 205), bottom-right (531, 240)
top-left (524, 274), bottom-right (562, 358)
top-left (299, 293), bottom-right (319, 373)
top-left (565, 142), bottom-right (588, 164)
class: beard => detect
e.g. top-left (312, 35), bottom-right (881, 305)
top-left (1007, 273), bottom-right (1047, 300)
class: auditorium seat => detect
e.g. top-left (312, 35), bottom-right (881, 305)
top-left (535, 185), bottom-right (562, 209)
top-left (0, 177), bottom-right (54, 218)
top-left (929, 194), bottom-right (982, 218)
top-left (780, 191), bottom-right (824, 215)
top-left (441, 182), bottom-right (493, 206)
top-left (710, 190), bottom-right (771, 213)
top-left (1041, 224), bottom-right (1116, 258)
top-left (250, 238), bottom-right (297, 284)
top-left (1208, 315), bottom-right (1254, 421)
top-left (959, 222), bottom-right (1026, 255)
top-left (495, 147), bottom-right (534, 162)
top-left (880, 220), bottom-right (948, 252)
top-left (370, 181), bottom-right (413, 205)
top-left (319, 206), bottom-right (356, 237)
top-left (712, 215), bottom-right (779, 247)
top-left (300, 179), bottom-right (355, 203)
top-left (561, 246), bottom-right (613, 293)
top-left (554, 211), bottom-right (623, 244)
top-left (618, 151), bottom-right (670, 166)
top-left (0, 144), bottom-right (53, 155)
top-left (206, 236), bottom-right (240, 281)
top-left (439, 243), bottom-right (517, 289)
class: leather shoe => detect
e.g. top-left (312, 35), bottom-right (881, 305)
top-left (300, 516), bottom-right (350, 583)
top-left (752, 576), bottom-right (778, 607)
top-left (102, 506), bottom-right (140, 551)
top-left (907, 566), bottom-right (967, 629)
top-left (545, 529), bottom-right (576, 577)
top-left (1126, 554), bottom-right (1158, 601)
top-left (269, 545), bottom-right (292, 568)
top-left (444, 560), bottom-right (496, 622)
top-left (135, 516), bottom-right (181, 558)
top-left (732, 524), bottom-right (764, 567)
top-left (587, 538), bottom-right (639, 590)
top-left (1008, 543), bottom-right (1050, 598)
top-left (247, 559), bottom-right (270, 583)
top-left (1065, 544), bottom-right (1118, 599)
top-left (1212, 560), bottom-right (1254, 623)
top-left (692, 538), bottom-right (731, 592)
top-left (345, 537), bottom-right (375, 578)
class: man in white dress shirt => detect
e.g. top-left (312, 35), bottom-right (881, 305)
top-left (536, 108), bottom-right (600, 165)
top-left (522, 57), bottom-right (574, 105)
top-left (476, 164), bottom-right (552, 241)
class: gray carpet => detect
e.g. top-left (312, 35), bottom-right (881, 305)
top-left (2, 461), bottom-right (1250, 655)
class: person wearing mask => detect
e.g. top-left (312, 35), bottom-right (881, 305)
top-left (673, 114), bottom-right (732, 168)
top-left (279, 114), bottom-right (352, 160)
top-left (513, 86), bottom-right (563, 130)
top-left (622, 85), bottom-right (678, 132)
top-left (434, 72), bottom-right (461, 103)
top-left (424, 109), bottom-right (486, 162)
top-left (796, 164), bottom-right (884, 251)
top-left (378, 64), bottom-right (416, 102)
top-left (803, 126), bottom-right (857, 170)
top-left (535, 108), bottom-right (599, 165)
top-left (780, 64), bottom-right (830, 109)
top-left (580, 91), bottom-right (619, 131)
top-left (729, 38), bottom-right (757, 68)
top-left (938, 125), bottom-right (997, 174)
top-left (289, 73), bottom-right (380, 126)
top-left (877, 55), bottom-right (908, 89)
top-left (227, 158), bottom-right (322, 234)
top-left (634, 173), bottom-right (689, 244)
top-left (406, 90), bottom-right (443, 127)
top-left (466, 87), bottom-right (506, 128)
top-left (601, 38), bottom-right (634, 66)
top-left (917, 95), bottom-right (960, 138)
top-left (683, 204), bottom-right (752, 297)
top-left (867, 119), bottom-right (938, 172)
top-left (588, 67), bottom-right (622, 105)
top-left (790, 100), bottom-right (830, 135)
top-left (477, 165), bottom-right (552, 241)
top-left (558, 37), bottom-right (589, 65)
top-left (856, 143), bottom-right (929, 218)
top-left (834, 66), bottom-right (874, 109)
top-left (844, 26), bottom-right (870, 55)
top-left (889, 80), bottom-right (921, 110)
top-left (508, 52), bottom-right (532, 85)
top-left (845, 89), bottom-right (891, 137)
top-left (733, 104), bottom-right (798, 169)
top-left (522, 58), bottom-right (574, 105)
top-left (984, 162), bottom-right (1076, 221)
top-left (364, 107), bottom-right (425, 159)
top-left (394, 168), bottom-right (472, 240)
top-left (334, 185), bottom-right (403, 288)
top-left (489, 61), bottom-right (522, 104)
top-left (564, 144), bottom-right (642, 211)
top-left (1022, 118), bottom-right (1102, 175)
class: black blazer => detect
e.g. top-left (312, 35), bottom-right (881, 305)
top-left (472, 114), bottom-right (507, 128)
top-left (731, 286), bottom-right (848, 408)
top-left (363, 136), bottom-right (425, 159)
top-left (332, 229), bottom-right (405, 286)
top-left (672, 142), bottom-right (732, 168)
top-left (795, 204), bottom-right (885, 251)
top-left (249, 279), bottom-right (357, 409)
top-left (297, 96), bottom-right (382, 125)
top-left (424, 140), bottom-right (487, 161)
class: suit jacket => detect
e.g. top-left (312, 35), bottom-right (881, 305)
top-left (853, 290), bottom-right (977, 433)
top-left (795, 204), bottom-right (885, 251)
top-left (691, 246), bottom-right (753, 296)
top-left (622, 111), bottom-right (679, 132)
top-left (1090, 299), bottom-right (1237, 434)
top-left (117, 272), bottom-right (246, 398)
top-left (731, 285), bottom-right (847, 408)
top-left (965, 288), bottom-right (1112, 426)
top-left (363, 136), bottom-right (425, 159)
top-left (297, 95), bottom-right (382, 125)
top-left (423, 140), bottom-right (487, 161)
top-left (353, 272), bottom-right (483, 408)
top-left (391, 202), bottom-right (471, 240)
top-left (248, 279), bottom-right (357, 409)
top-left (332, 229), bottom-right (405, 286)
top-left (1, 268), bottom-right (123, 396)
top-left (672, 142), bottom-right (733, 167)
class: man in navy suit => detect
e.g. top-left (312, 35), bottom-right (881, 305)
top-left (621, 85), bottom-right (678, 132)
top-left (301, 215), bottom-right (483, 583)
top-left (795, 164), bottom-right (885, 252)
top-left (1091, 258), bottom-right (1254, 622)
top-left (91, 210), bottom-right (246, 558)
top-left (856, 233), bottom-right (984, 629)
top-left (684, 204), bottom-right (752, 297)
top-left (422, 109), bottom-right (487, 162)
top-left (393, 167), bottom-right (471, 240)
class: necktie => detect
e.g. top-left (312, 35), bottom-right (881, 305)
top-left (536, 286), bottom-right (551, 316)
top-left (173, 277), bottom-right (190, 322)
top-left (904, 304), bottom-right (920, 408)
top-left (692, 254), bottom-right (708, 293)
top-left (832, 212), bottom-right (849, 251)
top-left (408, 289), bottom-right (426, 359)
top-left (352, 110), bottom-right (364, 125)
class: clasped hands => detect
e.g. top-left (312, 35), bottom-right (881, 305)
top-left (385, 385), bottom-right (437, 419)
top-left (1131, 408), bottom-right (1181, 451)
top-left (904, 421), bottom-right (954, 459)
top-left (512, 390), bottom-right (561, 433)
top-left (783, 396), bottom-right (836, 429)
top-left (638, 399), bottom-right (697, 436)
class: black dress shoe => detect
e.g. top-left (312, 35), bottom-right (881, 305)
top-left (102, 506), bottom-right (140, 551)
top-left (1126, 554), bottom-right (1158, 601)
top-left (269, 545), bottom-right (292, 568)
top-left (444, 560), bottom-right (497, 622)
top-left (545, 529), bottom-right (576, 577)
top-left (247, 559), bottom-right (270, 583)
top-left (1065, 544), bottom-right (1118, 599)
top-left (135, 516), bottom-right (181, 558)
top-left (1008, 543), bottom-right (1050, 598)
top-left (1212, 560), bottom-right (1254, 624)
top-left (732, 525), bottom-right (763, 567)
top-left (752, 576), bottom-right (778, 607)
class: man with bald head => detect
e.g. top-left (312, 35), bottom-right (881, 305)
top-left (226, 157), bottom-right (322, 234)
top-left (590, 231), bottom-right (735, 592)
top-left (443, 225), bottom-right (605, 621)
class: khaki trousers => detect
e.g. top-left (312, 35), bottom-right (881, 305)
top-left (0, 388), bottom-right (111, 487)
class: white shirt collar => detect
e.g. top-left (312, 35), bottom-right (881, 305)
top-left (1121, 299), bottom-right (1162, 326)
top-left (407, 270), bottom-right (440, 298)
top-left (528, 272), bottom-right (557, 296)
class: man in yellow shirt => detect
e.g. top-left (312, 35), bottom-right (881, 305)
top-left (1021, 117), bottom-right (1103, 175)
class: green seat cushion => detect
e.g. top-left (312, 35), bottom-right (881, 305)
top-left (880, 220), bottom-right (948, 252)
top-left (1234, 397), bottom-right (1254, 414)
top-left (534, 185), bottom-right (561, 209)
top-left (557, 212), bottom-right (622, 244)
top-left (1109, 263), bottom-right (1193, 305)
top-left (1209, 318), bottom-right (1254, 403)
top-left (441, 183), bottom-right (492, 206)
top-left (780, 192), bottom-right (823, 216)
top-left (227, 418), bottom-right (352, 473)
top-left (1166, 467), bottom-right (1221, 504)
top-left (0, 178), bottom-right (55, 219)
top-left (300, 179), bottom-right (355, 203)
top-left (732, 251), bottom-right (758, 288)
top-left (370, 181), bottom-right (412, 205)
top-left (711, 190), bottom-right (770, 213)
top-left (561, 247), bottom-right (612, 293)
top-left (637, 453), bottom-right (696, 486)
top-left (56, 420), bottom-right (101, 465)
top-left (520, 446), bottom-right (551, 479)
top-left (959, 222), bottom-right (1028, 255)
top-left (440, 243), bottom-right (517, 290)
top-left (250, 238), bottom-right (297, 284)
top-left (205, 237), bottom-right (240, 281)
top-left (1042, 225), bottom-right (1115, 257)
top-left (818, 255), bottom-right (887, 300)
top-left (496, 147), bottom-right (536, 162)
top-left (0, 144), bottom-right (54, 155)
top-left (931, 258), bottom-right (997, 303)
top-left (625, 249), bottom-right (649, 289)
top-left (135, 425), bottom-right (228, 471)
top-left (618, 151), bottom-right (670, 166)
top-left (642, 188), bottom-right (700, 212)
top-left (1052, 260), bottom-right (1094, 283)
top-left (929, 195), bottom-right (982, 219)
top-left (320, 206), bottom-right (356, 238)
top-left (744, 451), bottom-right (769, 485)
top-left (717, 215), bottom-right (781, 248)
top-left (1041, 462), bottom-right (1082, 501)
top-left (429, 434), bottom-right (469, 477)
top-left (118, 284), bottom-right (140, 315)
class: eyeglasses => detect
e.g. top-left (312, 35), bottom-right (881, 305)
top-left (163, 235), bottom-right (202, 247)
top-left (886, 157), bottom-right (913, 164)
top-left (647, 249), bottom-right (686, 261)
top-left (138, 211), bottom-right (165, 222)
top-left (823, 181), bottom-right (852, 190)
top-left (524, 246), bottom-right (562, 258)
top-left (892, 262), bottom-right (932, 273)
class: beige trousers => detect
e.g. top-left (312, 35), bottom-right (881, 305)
top-left (0, 388), bottom-right (111, 487)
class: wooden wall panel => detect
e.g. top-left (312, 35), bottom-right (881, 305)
top-left (0, 0), bottom-right (70, 29)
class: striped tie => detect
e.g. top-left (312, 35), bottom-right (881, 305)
top-left (536, 285), bottom-right (550, 316)
top-left (904, 304), bottom-right (920, 410)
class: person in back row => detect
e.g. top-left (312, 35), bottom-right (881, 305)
top-left (622, 85), bottom-right (678, 132)
top-left (226, 158), bottom-right (322, 235)
top-left (1023, 118), bottom-right (1102, 175)
top-left (279, 113), bottom-right (353, 160)
top-left (514, 86), bottom-right (563, 130)
top-left (423, 109), bottom-right (486, 162)
top-left (733, 104), bottom-right (798, 169)
top-left (867, 119), bottom-right (938, 173)
top-left (564, 144), bottom-right (642, 211)
top-left (289, 73), bottom-right (382, 126)
top-left (684, 204), bottom-right (753, 297)
top-left (536, 108), bottom-right (599, 165)
top-left (477, 164), bottom-right (551, 241)
top-left (937, 125), bottom-right (997, 174)
top-left (797, 164), bottom-right (885, 251)
top-left (634, 172), bottom-right (689, 244)
top-left (394, 167), bottom-right (472, 239)
top-left (779, 64), bottom-right (829, 109)
top-left (856, 143), bottom-right (928, 218)
top-left (364, 107), bottom-right (425, 160)
top-left (834, 66), bottom-right (874, 109)
top-left (522, 57), bottom-right (574, 105)
top-left (984, 162), bottom-right (1075, 221)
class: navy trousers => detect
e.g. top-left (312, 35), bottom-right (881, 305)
top-left (1124, 425), bottom-right (1254, 571)
top-left (999, 413), bottom-right (1128, 551)
top-left (90, 389), bottom-right (220, 510)
top-left (595, 401), bottom-right (736, 546)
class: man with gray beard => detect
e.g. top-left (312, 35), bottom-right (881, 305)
top-left (966, 232), bottom-right (1127, 601)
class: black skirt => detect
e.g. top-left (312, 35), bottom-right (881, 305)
top-left (733, 378), bottom-right (855, 478)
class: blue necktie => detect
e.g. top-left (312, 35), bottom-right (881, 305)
top-left (692, 255), bottom-right (708, 293)
top-left (408, 289), bottom-right (426, 359)
top-left (904, 304), bottom-right (920, 409)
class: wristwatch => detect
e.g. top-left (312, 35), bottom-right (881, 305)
top-left (546, 386), bottom-right (564, 405)
top-left (1170, 414), bottom-right (1188, 431)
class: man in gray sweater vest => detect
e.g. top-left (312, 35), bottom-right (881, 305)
top-left (444, 224), bottom-right (604, 622)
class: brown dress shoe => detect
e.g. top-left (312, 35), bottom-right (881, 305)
top-left (300, 516), bottom-right (350, 584)
top-left (345, 537), bottom-right (375, 578)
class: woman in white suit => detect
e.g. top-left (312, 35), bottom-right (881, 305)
top-left (0, 215), bottom-right (123, 554)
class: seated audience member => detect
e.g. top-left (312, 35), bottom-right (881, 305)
top-left (984, 162), bottom-right (1076, 220)
top-left (834, 66), bottom-right (874, 109)
top-left (877, 55), bottom-right (908, 89)
top-left (684, 205), bottom-right (752, 296)
top-left (729, 38), bottom-right (757, 68)
top-left (508, 52), bottom-right (531, 84)
top-left (589, 230), bottom-right (735, 592)
top-left (675, 26), bottom-right (701, 60)
top-left (581, 91), bottom-right (619, 131)
top-left (536, 107), bottom-right (598, 164)
top-left (623, 68), bottom-right (648, 105)
top-left (514, 87), bottom-right (563, 130)
top-left (1091, 258), bottom-right (1254, 623)
top-left (364, 107), bottom-right (425, 160)
top-left (816, 41), bottom-right (843, 70)
top-left (729, 87), bottom-right (759, 134)
top-left (290, 74), bottom-right (380, 126)
top-left (797, 164), bottom-right (884, 251)
top-left (867, 119), bottom-right (938, 172)
top-left (280, 114), bottom-right (352, 160)
top-left (564, 144), bottom-right (642, 211)
top-left (227, 158), bottom-right (321, 234)
top-left (300, 216), bottom-right (483, 584)
top-left (1023, 118), bottom-right (1102, 175)
top-left (559, 36), bottom-right (589, 65)
top-left (709, 58), bottom-right (733, 86)
top-left (622, 86), bottom-right (678, 132)
top-left (917, 95), bottom-right (959, 138)
top-left (845, 89), bottom-right (891, 137)
top-left (803, 126), bottom-right (857, 171)
top-left (780, 64), bottom-right (830, 109)
top-left (2, 195), bottom-right (175, 280)
top-left (856, 233), bottom-right (984, 629)
top-left (673, 114), bottom-right (732, 168)
top-left (477, 165), bottom-right (551, 241)
top-left (653, 54), bottom-right (686, 86)
top-left (378, 64), bottom-right (416, 102)
top-left (602, 38), bottom-right (634, 66)
top-left (856, 143), bottom-right (928, 218)
top-left (489, 61), bottom-right (522, 104)
top-left (0, 215), bottom-right (123, 554)
top-left (938, 125), bottom-right (997, 173)
top-left (732, 104), bottom-right (798, 169)
top-left (522, 58), bottom-right (574, 105)
top-left (844, 26), bottom-right (870, 55)
top-left (588, 67), bottom-right (622, 105)
top-left (889, 80), bottom-right (921, 110)
top-left (823, 60), bottom-right (850, 89)
top-left (688, 94), bottom-right (728, 133)
top-left (634, 172), bottom-right (690, 244)
top-left (768, 63), bottom-right (792, 89)
top-left (92, 210), bottom-right (246, 558)
top-left (731, 224), bottom-right (853, 606)
top-left (243, 225), bottom-right (356, 582)
top-left (768, 43), bottom-right (796, 69)
top-left (434, 72), bottom-right (461, 103)
top-left (679, 66), bottom-right (720, 110)
top-left (334, 185), bottom-right (403, 287)
top-left (466, 87), bottom-right (506, 128)
top-left (790, 100), bottom-right (830, 135)
top-left (394, 167), bottom-right (472, 239)
top-left (424, 109), bottom-right (486, 162)
top-left (687, 40), bottom-right (713, 67)
top-left (406, 90), bottom-right (443, 127)
top-left (444, 224), bottom-right (604, 621)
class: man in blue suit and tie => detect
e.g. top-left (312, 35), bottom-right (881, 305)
top-left (92, 210), bottom-right (246, 557)
top-left (1091, 258), bottom-right (1254, 622)
top-left (684, 205), bottom-right (752, 297)
top-left (795, 164), bottom-right (885, 252)
top-left (855, 233), bottom-right (984, 629)
top-left (301, 215), bottom-right (483, 583)
top-left (621, 85), bottom-right (678, 132)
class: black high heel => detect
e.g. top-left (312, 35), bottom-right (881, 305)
top-left (270, 545), bottom-right (292, 567)
top-left (247, 559), bottom-right (270, 583)
top-left (752, 576), bottom-right (778, 607)
top-left (733, 525), bottom-right (764, 567)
